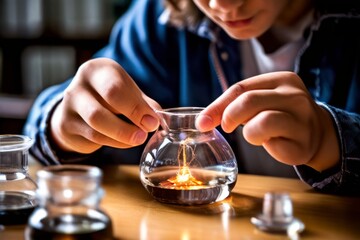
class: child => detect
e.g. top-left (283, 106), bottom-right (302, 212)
top-left (24, 0), bottom-right (360, 194)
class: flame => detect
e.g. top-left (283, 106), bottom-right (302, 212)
top-left (159, 140), bottom-right (203, 189)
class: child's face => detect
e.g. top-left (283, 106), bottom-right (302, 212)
top-left (193, 0), bottom-right (290, 39)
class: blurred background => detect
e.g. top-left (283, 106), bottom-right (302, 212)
top-left (0, 0), bottom-right (131, 134)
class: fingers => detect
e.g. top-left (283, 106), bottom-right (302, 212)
top-left (196, 72), bottom-right (305, 132)
top-left (242, 109), bottom-right (317, 165)
top-left (221, 90), bottom-right (276, 132)
top-left (196, 82), bottom-right (245, 131)
top-left (68, 89), bottom-right (149, 146)
top-left (242, 110), bottom-right (299, 145)
top-left (196, 71), bottom-right (338, 168)
top-left (50, 58), bottom-right (162, 154)
top-left (243, 110), bottom-right (301, 164)
top-left (59, 115), bottom-right (140, 152)
top-left (52, 95), bottom-right (147, 154)
top-left (264, 138), bottom-right (309, 165)
top-left (85, 59), bottom-right (159, 132)
top-left (195, 72), bottom-right (280, 131)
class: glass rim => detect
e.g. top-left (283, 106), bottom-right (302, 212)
top-left (37, 164), bottom-right (102, 180)
top-left (155, 107), bottom-right (205, 116)
top-left (0, 134), bottom-right (34, 152)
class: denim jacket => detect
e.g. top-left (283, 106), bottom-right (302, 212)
top-left (24, 0), bottom-right (360, 195)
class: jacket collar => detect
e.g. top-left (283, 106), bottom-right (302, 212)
top-left (158, 9), bottom-right (220, 41)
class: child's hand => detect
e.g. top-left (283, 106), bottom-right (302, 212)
top-left (50, 58), bottom-right (160, 154)
top-left (196, 71), bottom-right (339, 171)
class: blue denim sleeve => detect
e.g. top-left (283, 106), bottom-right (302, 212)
top-left (23, 81), bottom-right (66, 165)
top-left (294, 102), bottom-right (360, 195)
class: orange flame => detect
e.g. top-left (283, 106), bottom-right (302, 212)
top-left (159, 140), bottom-right (203, 189)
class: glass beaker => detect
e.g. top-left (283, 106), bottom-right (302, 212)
top-left (25, 165), bottom-right (113, 240)
top-left (0, 134), bottom-right (37, 225)
top-left (140, 107), bottom-right (238, 205)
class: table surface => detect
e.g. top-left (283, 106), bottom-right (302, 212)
top-left (1, 163), bottom-right (360, 240)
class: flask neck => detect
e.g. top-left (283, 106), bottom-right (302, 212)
top-left (157, 107), bottom-right (204, 132)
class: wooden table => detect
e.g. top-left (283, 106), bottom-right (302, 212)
top-left (1, 164), bottom-right (360, 240)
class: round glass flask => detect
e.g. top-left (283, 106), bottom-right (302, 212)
top-left (0, 134), bottom-right (37, 225)
top-left (25, 165), bottom-right (113, 240)
top-left (140, 107), bottom-right (238, 205)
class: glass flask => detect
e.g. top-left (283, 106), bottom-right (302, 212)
top-left (25, 165), bottom-right (114, 240)
top-left (0, 134), bottom-right (37, 225)
top-left (140, 107), bottom-right (238, 205)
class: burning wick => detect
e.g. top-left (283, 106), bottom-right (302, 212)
top-left (159, 140), bottom-right (203, 189)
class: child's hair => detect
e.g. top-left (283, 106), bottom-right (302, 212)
top-left (164, 0), bottom-right (204, 27)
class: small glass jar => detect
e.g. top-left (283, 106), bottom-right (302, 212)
top-left (0, 134), bottom-right (37, 225)
top-left (25, 165), bottom-right (113, 240)
top-left (140, 107), bottom-right (238, 205)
